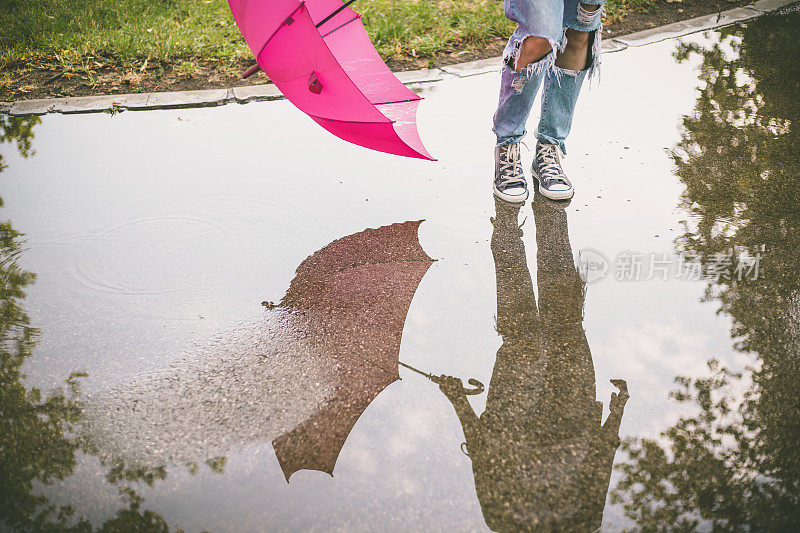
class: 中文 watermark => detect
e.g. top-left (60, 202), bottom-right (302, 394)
top-left (576, 249), bottom-right (761, 284)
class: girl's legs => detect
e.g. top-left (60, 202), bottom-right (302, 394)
top-left (532, 0), bottom-right (604, 200)
top-left (492, 0), bottom-right (564, 202)
top-left (536, 2), bottom-right (603, 153)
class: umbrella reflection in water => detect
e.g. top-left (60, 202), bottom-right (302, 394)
top-left (272, 220), bottom-right (433, 480)
top-left (84, 220), bottom-right (448, 478)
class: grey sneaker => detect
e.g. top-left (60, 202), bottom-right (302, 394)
top-left (532, 142), bottom-right (574, 201)
top-left (494, 143), bottom-right (529, 204)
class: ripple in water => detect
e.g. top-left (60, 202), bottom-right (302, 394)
top-left (30, 190), bottom-right (335, 298)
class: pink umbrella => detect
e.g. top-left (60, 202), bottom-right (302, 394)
top-left (228, 0), bottom-right (435, 160)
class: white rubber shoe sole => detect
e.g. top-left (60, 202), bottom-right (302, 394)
top-left (531, 165), bottom-right (574, 201)
top-left (493, 184), bottom-right (530, 204)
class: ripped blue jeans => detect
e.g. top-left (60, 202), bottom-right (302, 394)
top-left (492, 0), bottom-right (604, 152)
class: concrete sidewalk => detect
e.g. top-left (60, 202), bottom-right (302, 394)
top-left (1, 0), bottom-right (794, 116)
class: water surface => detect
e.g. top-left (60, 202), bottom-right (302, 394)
top-left (2, 7), bottom-right (799, 531)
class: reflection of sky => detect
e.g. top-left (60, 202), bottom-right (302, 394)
top-left (3, 31), bottom-right (749, 531)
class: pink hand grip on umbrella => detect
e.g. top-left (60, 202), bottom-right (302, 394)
top-left (308, 72), bottom-right (323, 94)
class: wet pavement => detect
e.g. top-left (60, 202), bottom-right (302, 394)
top-left (2, 6), bottom-right (799, 531)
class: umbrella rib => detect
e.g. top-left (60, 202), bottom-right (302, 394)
top-left (373, 97), bottom-right (423, 105)
top-left (328, 259), bottom-right (433, 272)
top-left (348, 352), bottom-right (397, 378)
top-left (316, 0), bottom-right (358, 28)
top-left (320, 14), bottom-right (360, 38)
top-left (256, 3), bottom-right (305, 59)
top-left (308, 113), bottom-right (395, 124)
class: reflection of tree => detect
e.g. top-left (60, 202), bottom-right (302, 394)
top-left (0, 117), bottom-right (182, 531)
top-left (0, 116), bottom-right (87, 529)
top-left (612, 361), bottom-right (799, 531)
top-left (0, 226), bottom-right (89, 530)
top-left (96, 487), bottom-right (170, 533)
top-left (611, 11), bottom-right (800, 531)
top-left (0, 115), bottom-right (40, 172)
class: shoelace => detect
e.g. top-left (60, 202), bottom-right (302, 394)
top-left (498, 144), bottom-right (526, 187)
top-left (537, 144), bottom-right (568, 184)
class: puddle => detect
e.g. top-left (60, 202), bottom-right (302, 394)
top-left (1, 6), bottom-right (798, 531)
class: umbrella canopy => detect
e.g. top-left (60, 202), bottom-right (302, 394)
top-left (274, 220), bottom-right (434, 480)
top-left (81, 221), bottom-right (434, 474)
top-left (228, 0), bottom-right (434, 160)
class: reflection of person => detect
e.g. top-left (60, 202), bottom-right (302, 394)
top-left (440, 195), bottom-right (628, 531)
top-left (492, 0), bottom-right (604, 203)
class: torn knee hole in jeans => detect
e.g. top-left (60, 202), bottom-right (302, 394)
top-left (577, 3), bottom-right (603, 25)
top-left (510, 52), bottom-right (553, 93)
top-left (506, 33), bottom-right (565, 93)
top-left (563, 19), bottom-right (603, 82)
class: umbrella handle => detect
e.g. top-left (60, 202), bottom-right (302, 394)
top-left (400, 363), bottom-right (485, 395)
top-left (428, 375), bottom-right (484, 395)
top-left (241, 63), bottom-right (261, 79)
top-left (462, 378), bottom-right (484, 395)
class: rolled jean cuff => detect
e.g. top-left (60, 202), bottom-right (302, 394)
top-left (535, 131), bottom-right (567, 154)
top-left (496, 134), bottom-right (526, 147)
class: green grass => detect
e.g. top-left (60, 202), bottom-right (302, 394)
top-left (0, 0), bottom-right (250, 70)
top-left (0, 0), bottom-right (660, 73)
top-left (360, 0), bottom-right (513, 58)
